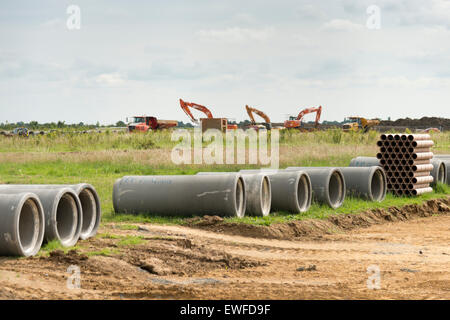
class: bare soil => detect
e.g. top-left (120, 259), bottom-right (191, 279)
top-left (0, 197), bottom-right (449, 300)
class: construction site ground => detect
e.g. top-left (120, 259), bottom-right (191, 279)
top-left (0, 197), bottom-right (449, 300)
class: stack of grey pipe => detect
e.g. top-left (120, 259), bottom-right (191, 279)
top-left (351, 133), bottom-right (438, 196)
top-left (0, 184), bottom-right (101, 257)
top-left (113, 165), bottom-right (387, 218)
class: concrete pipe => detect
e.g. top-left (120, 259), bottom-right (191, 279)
top-left (411, 140), bottom-right (434, 148)
top-left (433, 154), bottom-right (450, 159)
top-left (197, 172), bottom-right (271, 217)
top-left (0, 184), bottom-right (100, 240)
top-left (348, 157), bottom-right (380, 167)
top-left (113, 174), bottom-right (246, 217)
top-left (285, 167), bottom-right (346, 209)
top-left (412, 187), bottom-right (433, 196)
top-left (294, 166), bottom-right (386, 202)
top-left (0, 193), bottom-right (45, 257)
top-left (0, 187), bottom-right (82, 247)
top-left (443, 160), bottom-right (450, 184)
top-left (240, 170), bottom-right (312, 213)
top-left (430, 159), bottom-right (446, 185)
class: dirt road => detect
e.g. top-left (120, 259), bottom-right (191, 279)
top-left (0, 201), bottom-right (449, 300)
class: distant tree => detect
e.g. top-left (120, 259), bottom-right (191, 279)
top-left (115, 121), bottom-right (126, 127)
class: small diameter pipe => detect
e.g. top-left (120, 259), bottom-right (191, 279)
top-left (0, 184), bottom-right (100, 240)
top-left (285, 167), bottom-right (346, 209)
top-left (0, 187), bottom-right (82, 247)
top-left (240, 170), bottom-right (312, 213)
top-left (0, 193), bottom-right (45, 257)
top-left (113, 174), bottom-right (246, 217)
top-left (197, 172), bottom-right (272, 217)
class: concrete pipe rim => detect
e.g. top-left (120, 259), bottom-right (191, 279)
top-left (259, 176), bottom-right (272, 217)
top-left (368, 167), bottom-right (387, 202)
top-left (234, 177), bottom-right (246, 218)
top-left (73, 184), bottom-right (101, 239)
top-left (52, 189), bottom-right (82, 247)
top-left (436, 163), bottom-right (446, 184)
top-left (14, 194), bottom-right (45, 257)
top-left (327, 170), bottom-right (345, 209)
top-left (297, 173), bottom-right (312, 212)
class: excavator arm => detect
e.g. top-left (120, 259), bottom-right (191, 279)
top-left (179, 99), bottom-right (213, 124)
top-left (245, 105), bottom-right (271, 124)
top-left (285, 106), bottom-right (322, 129)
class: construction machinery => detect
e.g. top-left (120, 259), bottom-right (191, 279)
top-left (342, 117), bottom-right (380, 133)
top-left (245, 105), bottom-right (272, 130)
top-left (126, 116), bottom-right (178, 133)
top-left (284, 106), bottom-right (322, 130)
top-left (179, 99), bottom-right (238, 130)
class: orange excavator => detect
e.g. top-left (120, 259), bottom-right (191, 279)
top-left (245, 105), bottom-right (272, 130)
top-left (284, 106), bottom-right (322, 130)
top-left (179, 99), bottom-right (238, 130)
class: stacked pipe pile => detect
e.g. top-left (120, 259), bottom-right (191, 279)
top-left (376, 134), bottom-right (434, 196)
top-left (0, 184), bottom-right (101, 257)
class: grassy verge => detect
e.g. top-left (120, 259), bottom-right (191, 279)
top-left (0, 130), bottom-right (448, 227)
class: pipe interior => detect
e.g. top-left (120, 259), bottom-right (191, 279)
top-left (79, 189), bottom-right (97, 235)
top-left (328, 172), bottom-right (344, 207)
top-left (56, 194), bottom-right (78, 242)
top-left (19, 199), bottom-right (40, 253)
top-left (437, 164), bottom-right (445, 183)
top-left (297, 174), bottom-right (310, 211)
top-left (260, 176), bottom-right (271, 216)
top-left (235, 178), bottom-right (245, 217)
top-left (371, 169), bottom-right (385, 201)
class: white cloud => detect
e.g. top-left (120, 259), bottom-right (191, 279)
top-left (94, 73), bottom-right (126, 86)
top-left (197, 27), bottom-right (275, 42)
top-left (321, 19), bottom-right (364, 32)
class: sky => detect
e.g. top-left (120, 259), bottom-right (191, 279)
top-left (1, 0), bottom-right (450, 125)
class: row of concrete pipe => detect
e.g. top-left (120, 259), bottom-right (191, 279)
top-left (0, 184), bottom-right (101, 257)
top-left (113, 166), bottom-right (387, 218)
top-left (350, 156), bottom-right (450, 186)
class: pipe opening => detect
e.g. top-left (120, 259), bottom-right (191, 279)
top-left (235, 177), bottom-right (245, 217)
top-left (328, 172), bottom-right (344, 208)
top-left (371, 169), bottom-right (385, 201)
top-left (297, 174), bottom-right (311, 212)
top-left (56, 194), bottom-right (78, 242)
top-left (437, 163), bottom-right (445, 183)
top-left (19, 199), bottom-right (40, 254)
top-left (260, 176), bottom-right (271, 216)
top-left (78, 189), bottom-right (97, 237)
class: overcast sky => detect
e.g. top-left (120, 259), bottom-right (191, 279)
top-left (1, 0), bottom-right (450, 124)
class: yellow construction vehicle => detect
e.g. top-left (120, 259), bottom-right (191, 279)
top-left (343, 117), bottom-right (380, 133)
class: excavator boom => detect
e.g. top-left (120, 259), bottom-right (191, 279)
top-left (284, 106), bottom-right (322, 129)
top-left (245, 105), bottom-right (271, 124)
top-left (179, 99), bottom-right (213, 124)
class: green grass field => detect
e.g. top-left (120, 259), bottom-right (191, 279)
top-left (0, 129), bottom-right (448, 226)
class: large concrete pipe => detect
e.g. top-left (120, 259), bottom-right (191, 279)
top-left (0, 184), bottom-right (100, 239)
top-left (434, 155), bottom-right (450, 160)
top-left (349, 157), bottom-right (380, 167)
top-left (240, 170), bottom-right (312, 213)
top-left (0, 187), bottom-right (82, 247)
top-left (430, 159), bottom-right (447, 185)
top-left (197, 172), bottom-right (271, 216)
top-left (284, 167), bottom-right (346, 209)
top-left (0, 193), bottom-right (45, 257)
top-left (113, 174), bottom-right (246, 217)
top-left (443, 160), bottom-right (450, 184)
top-left (296, 167), bottom-right (386, 202)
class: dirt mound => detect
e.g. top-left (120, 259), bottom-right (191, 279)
top-left (380, 117), bottom-right (450, 129)
top-left (189, 197), bottom-right (450, 240)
